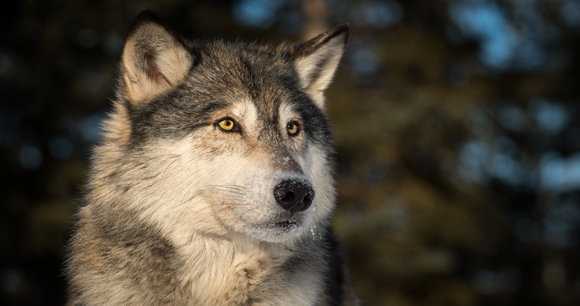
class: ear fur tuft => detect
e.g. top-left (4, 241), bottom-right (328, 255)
top-left (291, 24), bottom-right (350, 108)
top-left (121, 10), bottom-right (193, 106)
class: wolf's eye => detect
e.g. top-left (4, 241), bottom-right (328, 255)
top-left (218, 118), bottom-right (236, 132)
top-left (287, 121), bottom-right (300, 136)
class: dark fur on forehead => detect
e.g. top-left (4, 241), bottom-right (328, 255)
top-left (125, 37), bottom-right (332, 147)
top-left (196, 40), bottom-right (331, 140)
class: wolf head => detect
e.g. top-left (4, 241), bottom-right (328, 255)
top-left (92, 11), bottom-right (349, 244)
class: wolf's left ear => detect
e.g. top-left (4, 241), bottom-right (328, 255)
top-left (120, 11), bottom-right (193, 106)
top-left (290, 24), bottom-right (349, 108)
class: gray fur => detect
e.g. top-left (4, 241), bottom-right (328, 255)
top-left (66, 10), bottom-right (357, 306)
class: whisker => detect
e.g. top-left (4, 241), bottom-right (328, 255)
top-left (161, 156), bottom-right (180, 177)
top-left (203, 185), bottom-right (248, 191)
top-left (172, 190), bottom-right (204, 209)
top-left (238, 207), bottom-right (258, 220)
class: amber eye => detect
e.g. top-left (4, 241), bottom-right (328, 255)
top-left (287, 121), bottom-right (300, 136)
top-left (218, 118), bottom-right (235, 131)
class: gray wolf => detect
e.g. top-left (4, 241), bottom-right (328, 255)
top-left (66, 10), bottom-right (358, 306)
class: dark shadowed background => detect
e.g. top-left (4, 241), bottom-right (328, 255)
top-left (1, 0), bottom-right (580, 305)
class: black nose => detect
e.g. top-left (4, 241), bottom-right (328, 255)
top-left (273, 179), bottom-right (315, 213)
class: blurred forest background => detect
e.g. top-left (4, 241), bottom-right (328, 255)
top-left (1, 0), bottom-right (580, 305)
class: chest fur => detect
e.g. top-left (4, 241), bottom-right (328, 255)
top-left (176, 237), bottom-right (324, 306)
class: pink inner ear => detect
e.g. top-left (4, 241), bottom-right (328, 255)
top-left (144, 52), bottom-right (169, 85)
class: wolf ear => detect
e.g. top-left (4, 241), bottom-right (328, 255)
top-left (291, 24), bottom-right (349, 108)
top-left (120, 11), bottom-right (193, 105)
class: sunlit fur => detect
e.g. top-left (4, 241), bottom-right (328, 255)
top-left (66, 10), bottom-right (357, 306)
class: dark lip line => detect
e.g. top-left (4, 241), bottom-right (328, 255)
top-left (275, 220), bottom-right (297, 226)
top-left (252, 220), bottom-right (299, 229)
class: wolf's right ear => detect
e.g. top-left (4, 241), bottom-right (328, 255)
top-left (120, 11), bottom-right (193, 105)
top-left (290, 24), bottom-right (349, 109)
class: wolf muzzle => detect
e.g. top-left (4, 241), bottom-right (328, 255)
top-left (273, 179), bottom-right (315, 213)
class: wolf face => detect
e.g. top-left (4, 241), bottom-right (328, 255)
top-left (88, 12), bottom-right (349, 244)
